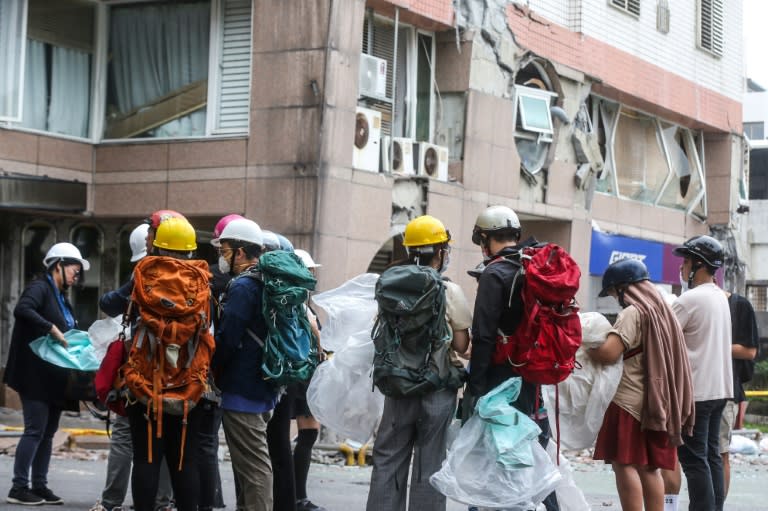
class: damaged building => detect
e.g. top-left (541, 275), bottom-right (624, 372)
top-left (0, 0), bottom-right (747, 402)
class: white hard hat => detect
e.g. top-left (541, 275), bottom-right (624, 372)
top-left (294, 249), bottom-right (321, 268)
top-left (43, 242), bottom-right (90, 271)
top-left (215, 218), bottom-right (264, 247)
top-left (129, 224), bottom-right (149, 262)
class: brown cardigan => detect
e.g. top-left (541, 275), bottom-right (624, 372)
top-left (624, 280), bottom-right (695, 446)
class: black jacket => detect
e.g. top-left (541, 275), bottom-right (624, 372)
top-left (4, 276), bottom-right (79, 405)
top-left (468, 238), bottom-right (543, 417)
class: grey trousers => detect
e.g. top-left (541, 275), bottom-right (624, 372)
top-left (366, 388), bottom-right (456, 511)
top-left (222, 409), bottom-right (273, 511)
top-left (100, 415), bottom-right (173, 510)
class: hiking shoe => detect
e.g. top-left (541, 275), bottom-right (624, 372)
top-left (29, 487), bottom-right (63, 505)
top-left (7, 487), bottom-right (44, 506)
top-left (296, 499), bottom-right (327, 511)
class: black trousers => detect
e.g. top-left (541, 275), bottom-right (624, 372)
top-left (127, 403), bottom-right (202, 511)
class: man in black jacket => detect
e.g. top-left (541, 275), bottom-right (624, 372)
top-left (468, 205), bottom-right (559, 511)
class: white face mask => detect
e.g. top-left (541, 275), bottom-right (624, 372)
top-left (679, 272), bottom-right (689, 293)
top-left (218, 255), bottom-right (231, 275)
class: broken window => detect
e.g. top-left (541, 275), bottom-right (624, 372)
top-left (360, 15), bottom-right (435, 142)
top-left (697, 0), bottom-right (724, 57)
top-left (657, 125), bottom-right (706, 216)
top-left (0, 0), bottom-right (26, 122)
top-left (591, 96), bottom-right (707, 218)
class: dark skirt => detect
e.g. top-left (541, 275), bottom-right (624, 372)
top-left (594, 402), bottom-right (677, 470)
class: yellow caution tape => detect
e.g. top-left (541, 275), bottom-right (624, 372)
top-left (745, 390), bottom-right (768, 398)
top-left (1, 426), bottom-right (108, 436)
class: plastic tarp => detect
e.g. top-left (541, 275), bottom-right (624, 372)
top-left (29, 329), bottom-right (101, 371)
top-left (546, 441), bottom-right (591, 511)
top-left (307, 274), bottom-right (384, 443)
top-left (87, 315), bottom-right (123, 360)
top-left (543, 312), bottom-right (621, 450)
top-left (430, 378), bottom-right (562, 509)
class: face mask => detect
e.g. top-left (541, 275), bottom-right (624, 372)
top-left (679, 272), bottom-right (689, 293)
top-left (218, 255), bottom-right (231, 275)
top-left (439, 253), bottom-right (451, 274)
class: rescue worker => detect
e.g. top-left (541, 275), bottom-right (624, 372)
top-left (213, 219), bottom-right (278, 511)
top-left (366, 215), bottom-right (471, 511)
top-left (466, 205), bottom-right (559, 511)
top-left (5, 243), bottom-right (90, 506)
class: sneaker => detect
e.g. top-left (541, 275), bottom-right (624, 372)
top-left (296, 499), bottom-right (327, 511)
top-left (29, 487), bottom-right (63, 505)
top-left (7, 487), bottom-right (44, 506)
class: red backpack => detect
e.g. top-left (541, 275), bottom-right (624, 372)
top-left (94, 336), bottom-right (129, 417)
top-left (491, 243), bottom-right (582, 384)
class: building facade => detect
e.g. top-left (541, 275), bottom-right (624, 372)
top-left (0, 0), bottom-right (746, 402)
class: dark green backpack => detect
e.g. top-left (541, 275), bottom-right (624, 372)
top-left (248, 250), bottom-right (318, 386)
top-left (372, 264), bottom-right (465, 398)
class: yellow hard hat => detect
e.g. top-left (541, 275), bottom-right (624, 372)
top-left (402, 215), bottom-right (451, 247)
top-left (153, 217), bottom-right (197, 251)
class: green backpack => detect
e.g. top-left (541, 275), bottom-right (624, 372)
top-left (246, 250), bottom-right (318, 386)
top-left (372, 264), bottom-right (465, 398)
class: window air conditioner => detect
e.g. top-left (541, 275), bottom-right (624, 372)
top-left (415, 142), bottom-right (449, 182)
top-left (353, 107), bottom-right (382, 173)
top-left (380, 136), bottom-right (415, 175)
top-left (358, 54), bottom-right (387, 100)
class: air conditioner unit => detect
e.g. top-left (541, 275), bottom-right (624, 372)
top-left (353, 107), bottom-right (382, 173)
top-left (358, 54), bottom-right (387, 100)
top-left (380, 136), bottom-right (415, 175)
top-left (415, 142), bottom-right (449, 182)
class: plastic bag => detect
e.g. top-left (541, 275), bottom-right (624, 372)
top-left (29, 330), bottom-right (101, 371)
top-left (306, 329), bottom-right (384, 443)
top-left (429, 412), bottom-right (562, 509)
top-left (546, 440), bottom-right (591, 511)
top-left (729, 435), bottom-right (759, 455)
top-left (311, 273), bottom-right (379, 352)
top-left (544, 312), bottom-right (622, 450)
top-left (477, 377), bottom-right (541, 467)
top-left (88, 315), bottom-right (123, 360)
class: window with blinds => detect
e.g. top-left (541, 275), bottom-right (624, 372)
top-left (212, 0), bottom-right (252, 134)
top-left (609, 0), bottom-right (640, 17)
top-left (697, 0), bottom-right (724, 57)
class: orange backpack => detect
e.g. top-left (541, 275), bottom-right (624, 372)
top-left (123, 256), bottom-right (215, 469)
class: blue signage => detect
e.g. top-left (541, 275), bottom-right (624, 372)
top-left (589, 230), bottom-right (664, 281)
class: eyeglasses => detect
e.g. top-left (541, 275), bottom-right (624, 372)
top-left (217, 247), bottom-right (233, 256)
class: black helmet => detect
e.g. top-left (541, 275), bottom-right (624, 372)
top-left (599, 259), bottom-right (650, 297)
top-left (672, 235), bottom-right (724, 268)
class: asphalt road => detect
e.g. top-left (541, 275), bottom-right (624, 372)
top-left (0, 451), bottom-right (766, 510)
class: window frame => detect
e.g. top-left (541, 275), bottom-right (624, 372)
top-left (513, 85), bottom-right (558, 143)
top-left (1, 0), bottom-right (252, 143)
top-left (359, 14), bottom-right (436, 143)
top-left (608, 0), bottom-right (641, 18)
top-left (0, 0), bottom-right (29, 123)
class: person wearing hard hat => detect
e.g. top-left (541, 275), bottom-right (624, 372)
top-left (4, 243), bottom-right (90, 505)
top-left (213, 218), bottom-right (278, 511)
top-left (91, 223), bottom-right (173, 511)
